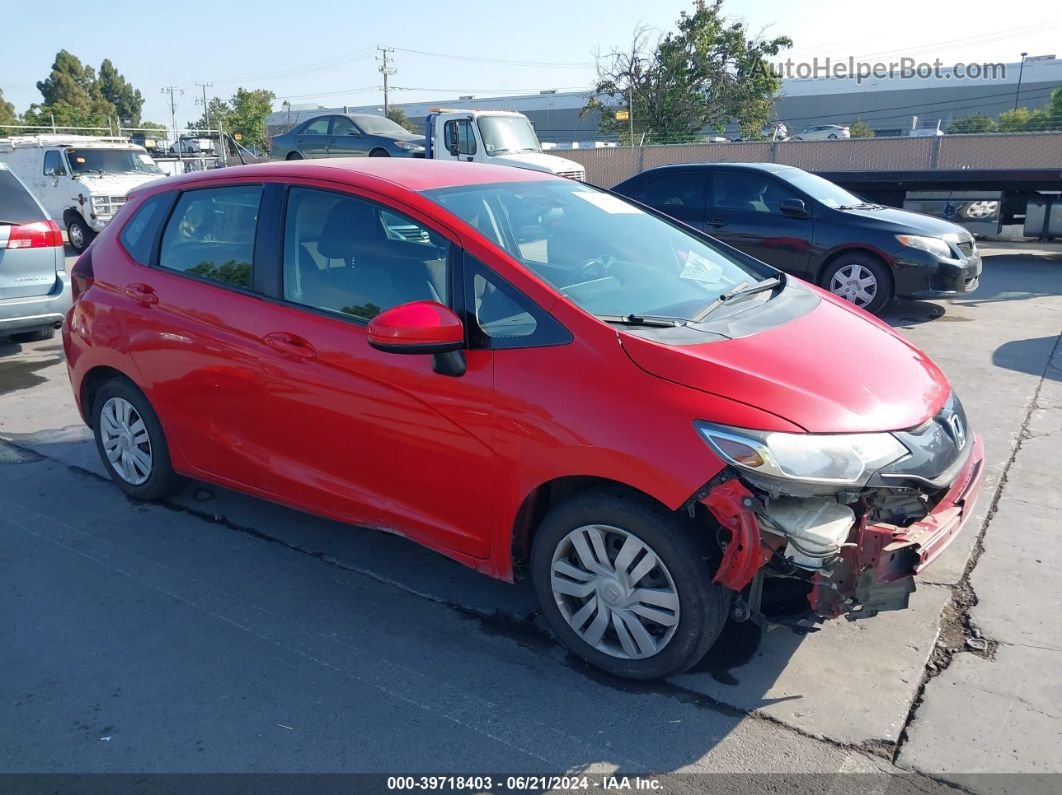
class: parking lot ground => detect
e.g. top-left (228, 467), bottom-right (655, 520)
top-left (1, 245), bottom-right (1060, 782)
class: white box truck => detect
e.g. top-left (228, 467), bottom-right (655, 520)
top-left (424, 110), bottom-right (585, 180)
top-left (0, 135), bottom-right (165, 251)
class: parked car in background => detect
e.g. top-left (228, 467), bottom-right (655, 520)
top-left (795, 125), bottom-right (850, 140)
top-left (613, 162), bottom-right (981, 315)
top-left (269, 113), bottom-right (426, 160)
top-left (0, 162), bottom-right (69, 341)
top-left (64, 159), bottom-right (983, 680)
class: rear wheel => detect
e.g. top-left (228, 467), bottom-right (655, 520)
top-left (286, 151), bottom-right (304, 160)
top-left (531, 488), bottom-right (728, 680)
top-left (66, 215), bottom-right (94, 253)
top-left (92, 379), bottom-right (183, 501)
top-left (821, 252), bottom-right (893, 315)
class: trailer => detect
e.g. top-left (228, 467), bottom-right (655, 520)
top-left (815, 168), bottom-right (1062, 239)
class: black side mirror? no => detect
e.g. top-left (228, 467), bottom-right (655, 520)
top-left (780, 198), bottom-right (809, 218)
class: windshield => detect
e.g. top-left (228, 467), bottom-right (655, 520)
top-left (352, 114), bottom-right (416, 137)
top-left (478, 116), bottom-right (541, 156)
top-left (777, 169), bottom-right (868, 209)
top-left (424, 181), bottom-right (767, 321)
top-left (66, 148), bottom-right (163, 176)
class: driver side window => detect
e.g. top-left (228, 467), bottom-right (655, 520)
top-left (444, 120), bottom-right (477, 156)
top-left (331, 116), bottom-right (357, 136)
top-left (43, 150), bottom-right (66, 176)
top-left (302, 117), bottom-right (330, 135)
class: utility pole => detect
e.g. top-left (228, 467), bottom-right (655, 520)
top-left (1014, 52), bottom-right (1029, 111)
top-left (196, 81), bottom-right (213, 158)
top-left (378, 46), bottom-right (396, 116)
top-left (161, 85), bottom-right (184, 164)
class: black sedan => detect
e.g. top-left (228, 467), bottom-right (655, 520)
top-left (613, 163), bottom-right (981, 315)
top-left (270, 113), bottom-right (425, 160)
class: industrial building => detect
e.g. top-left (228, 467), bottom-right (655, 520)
top-left (266, 55), bottom-right (1062, 144)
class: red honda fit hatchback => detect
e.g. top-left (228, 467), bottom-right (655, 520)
top-left (64, 159), bottom-right (984, 680)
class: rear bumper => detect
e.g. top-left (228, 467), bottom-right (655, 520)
top-left (0, 274), bottom-right (71, 334)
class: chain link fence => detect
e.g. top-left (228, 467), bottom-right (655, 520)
top-left (562, 133), bottom-right (1062, 187)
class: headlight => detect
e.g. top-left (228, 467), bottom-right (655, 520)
top-left (896, 234), bottom-right (953, 259)
top-left (695, 422), bottom-right (909, 487)
top-left (394, 141), bottom-right (425, 152)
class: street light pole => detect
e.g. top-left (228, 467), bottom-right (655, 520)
top-left (1014, 52), bottom-right (1028, 111)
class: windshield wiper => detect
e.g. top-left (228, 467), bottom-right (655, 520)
top-left (597, 313), bottom-right (687, 328)
top-left (693, 275), bottom-right (784, 322)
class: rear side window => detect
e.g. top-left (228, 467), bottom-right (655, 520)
top-left (635, 172), bottom-right (706, 208)
top-left (119, 194), bottom-right (173, 265)
top-left (158, 186), bottom-right (262, 289)
top-left (0, 167), bottom-right (46, 224)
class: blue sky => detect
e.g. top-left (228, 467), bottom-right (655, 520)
top-left (1, 0), bottom-right (1059, 126)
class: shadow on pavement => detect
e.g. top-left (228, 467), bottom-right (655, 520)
top-left (993, 336), bottom-right (1062, 382)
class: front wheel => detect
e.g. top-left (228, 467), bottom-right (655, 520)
top-left (66, 215), bottom-right (95, 253)
top-left (531, 488), bottom-right (729, 680)
top-left (92, 379), bottom-right (183, 501)
top-left (821, 253), bottom-right (893, 315)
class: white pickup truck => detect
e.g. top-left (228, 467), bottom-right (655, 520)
top-left (424, 110), bottom-right (585, 181)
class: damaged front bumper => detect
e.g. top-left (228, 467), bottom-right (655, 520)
top-left (702, 432), bottom-right (985, 620)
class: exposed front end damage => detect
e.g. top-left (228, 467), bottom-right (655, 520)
top-left (702, 433), bottom-right (985, 621)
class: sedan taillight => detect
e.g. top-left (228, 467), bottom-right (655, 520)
top-left (6, 219), bottom-right (64, 249)
top-left (71, 249), bottom-right (95, 302)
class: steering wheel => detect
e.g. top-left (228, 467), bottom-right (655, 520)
top-left (578, 255), bottom-right (614, 280)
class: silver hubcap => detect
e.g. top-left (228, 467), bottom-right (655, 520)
top-left (100, 397), bottom-right (153, 485)
top-left (830, 263), bottom-right (878, 307)
top-left (69, 223), bottom-right (84, 248)
top-left (551, 525), bottom-right (680, 660)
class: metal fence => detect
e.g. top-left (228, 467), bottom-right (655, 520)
top-left (560, 133), bottom-right (1062, 187)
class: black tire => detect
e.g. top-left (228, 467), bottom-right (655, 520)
top-left (828, 133), bottom-right (838, 139)
top-left (820, 251), bottom-right (894, 316)
top-left (286, 151), bottom-right (304, 160)
top-left (369, 148), bottom-right (390, 157)
top-left (66, 215), bottom-right (95, 253)
top-left (531, 488), bottom-right (729, 680)
top-left (92, 378), bottom-right (183, 501)
top-left (11, 327), bottom-right (55, 342)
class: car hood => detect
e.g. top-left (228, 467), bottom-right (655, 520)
top-left (389, 133), bottom-right (426, 144)
top-left (619, 295), bottom-right (950, 433)
top-left (72, 172), bottom-right (161, 195)
top-left (836, 205), bottom-right (971, 237)
top-left (489, 151), bottom-right (584, 174)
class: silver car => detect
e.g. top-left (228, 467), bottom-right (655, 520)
top-left (0, 162), bottom-right (70, 341)
top-left (270, 113), bottom-right (426, 160)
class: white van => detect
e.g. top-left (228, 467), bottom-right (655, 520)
top-left (0, 135), bottom-right (165, 251)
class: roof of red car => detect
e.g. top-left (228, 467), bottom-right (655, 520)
top-left (145, 158), bottom-right (557, 194)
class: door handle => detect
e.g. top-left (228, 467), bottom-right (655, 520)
top-left (123, 283), bottom-right (158, 306)
top-left (264, 332), bottom-right (317, 361)
top-left (706, 218), bottom-right (727, 228)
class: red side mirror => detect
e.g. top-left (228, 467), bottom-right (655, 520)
top-left (367, 301), bottom-right (465, 354)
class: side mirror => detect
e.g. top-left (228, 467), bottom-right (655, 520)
top-left (780, 198), bottom-right (809, 218)
top-left (447, 124), bottom-right (460, 156)
top-left (368, 301), bottom-right (467, 375)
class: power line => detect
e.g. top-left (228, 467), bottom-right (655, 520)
top-left (213, 48), bottom-right (376, 85)
top-left (391, 46), bottom-right (593, 69)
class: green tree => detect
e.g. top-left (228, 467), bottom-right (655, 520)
top-left (227, 88), bottom-right (275, 153)
top-left (189, 97), bottom-right (233, 133)
top-left (947, 113), bottom-right (997, 134)
top-left (848, 119), bottom-right (875, 138)
top-left (98, 59), bottom-right (144, 126)
top-left (386, 107), bottom-right (417, 133)
top-left (583, 0), bottom-right (791, 145)
top-left (24, 50), bottom-right (114, 130)
top-left (996, 107), bottom-right (1050, 132)
top-left (0, 88), bottom-right (18, 129)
